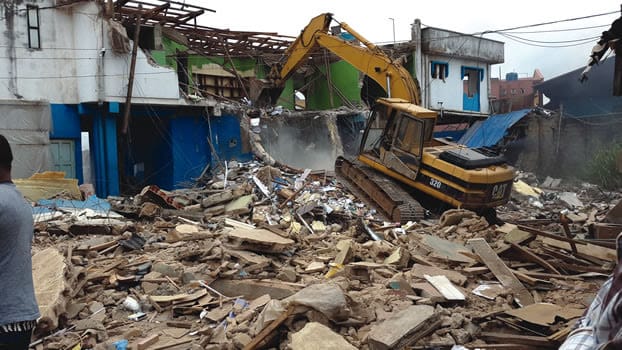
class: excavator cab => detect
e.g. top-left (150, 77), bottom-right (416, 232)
top-left (359, 98), bottom-right (437, 183)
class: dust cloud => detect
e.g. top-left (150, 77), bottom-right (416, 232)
top-left (261, 124), bottom-right (340, 171)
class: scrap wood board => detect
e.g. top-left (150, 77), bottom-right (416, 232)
top-left (468, 238), bottom-right (534, 306)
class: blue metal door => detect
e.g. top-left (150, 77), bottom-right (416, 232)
top-left (462, 67), bottom-right (483, 112)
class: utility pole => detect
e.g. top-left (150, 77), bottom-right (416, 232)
top-left (389, 18), bottom-right (395, 45)
top-left (122, 5), bottom-right (142, 135)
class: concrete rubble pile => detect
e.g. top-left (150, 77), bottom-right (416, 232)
top-left (26, 162), bottom-right (622, 350)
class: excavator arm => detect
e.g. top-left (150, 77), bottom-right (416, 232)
top-left (265, 13), bottom-right (421, 105)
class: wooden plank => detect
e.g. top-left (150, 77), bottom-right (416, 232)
top-left (510, 269), bottom-right (585, 281)
top-left (243, 307), bottom-right (293, 350)
top-left (468, 238), bottom-right (534, 306)
top-left (137, 334), bottom-right (159, 350)
top-left (480, 332), bottom-right (556, 348)
top-left (508, 242), bottom-right (562, 275)
top-left (149, 293), bottom-right (190, 303)
top-left (423, 275), bottom-right (465, 301)
top-left (541, 237), bottom-right (616, 262)
top-left (152, 339), bottom-right (191, 350)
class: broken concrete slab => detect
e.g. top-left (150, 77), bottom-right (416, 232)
top-left (209, 279), bottom-right (301, 300)
top-left (383, 246), bottom-right (410, 267)
top-left (283, 283), bottom-right (350, 322)
top-left (558, 192), bottom-right (584, 209)
top-left (505, 303), bottom-right (584, 327)
top-left (421, 234), bottom-right (475, 263)
top-left (541, 176), bottom-right (561, 189)
top-left (226, 228), bottom-right (294, 253)
top-left (32, 247), bottom-right (68, 331)
top-left (304, 261), bottom-right (326, 273)
top-left (291, 322), bottom-right (357, 350)
top-left (367, 305), bottom-right (440, 350)
top-left (439, 209), bottom-right (477, 227)
top-left (411, 282), bottom-right (445, 303)
top-left (201, 188), bottom-right (243, 208)
top-left (166, 224), bottom-right (211, 242)
top-left (409, 264), bottom-right (467, 286)
top-left (334, 239), bottom-right (353, 265)
top-left (224, 194), bottom-right (253, 215)
top-left (227, 249), bottom-right (271, 266)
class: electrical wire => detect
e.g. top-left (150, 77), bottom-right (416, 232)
top-left (496, 32), bottom-right (598, 48)
top-left (503, 24), bottom-right (611, 34)
top-left (418, 9), bottom-right (619, 43)
top-left (486, 10), bottom-right (619, 34)
top-left (499, 32), bottom-right (601, 44)
top-left (0, 71), bottom-right (174, 80)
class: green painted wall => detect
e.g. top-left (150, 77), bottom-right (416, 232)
top-left (275, 80), bottom-right (295, 110)
top-left (152, 37), bottom-right (381, 111)
top-left (153, 37), bottom-right (263, 100)
top-left (306, 60), bottom-right (361, 110)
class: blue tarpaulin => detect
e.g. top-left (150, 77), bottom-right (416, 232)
top-left (458, 109), bottom-right (531, 148)
top-left (33, 195), bottom-right (111, 215)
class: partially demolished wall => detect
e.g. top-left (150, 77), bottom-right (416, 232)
top-left (0, 100), bottom-right (52, 178)
top-left (241, 107), bottom-right (366, 171)
top-left (516, 112), bottom-right (622, 179)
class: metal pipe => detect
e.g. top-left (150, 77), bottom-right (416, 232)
top-left (386, 74), bottom-right (392, 98)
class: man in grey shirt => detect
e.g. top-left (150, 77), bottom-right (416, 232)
top-left (0, 134), bottom-right (40, 349)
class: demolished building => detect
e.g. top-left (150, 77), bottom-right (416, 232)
top-left (3, 2), bottom-right (622, 349)
top-left (0, 0), bottom-right (296, 197)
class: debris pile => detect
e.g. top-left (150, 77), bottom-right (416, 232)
top-left (26, 165), bottom-right (621, 350)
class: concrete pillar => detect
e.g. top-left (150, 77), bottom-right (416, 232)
top-left (92, 107), bottom-right (119, 197)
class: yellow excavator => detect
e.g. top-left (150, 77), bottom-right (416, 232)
top-left (259, 13), bottom-right (515, 223)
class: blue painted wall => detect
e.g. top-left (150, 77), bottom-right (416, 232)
top-left (209, 114), bottom-right (253, 164)
top-left (169, 115), bottom-right (210, 189)
top-left (50, 104), bottom-right (83, 183)
top-left (122, 109), bottom-right (251, 191)
top-left (50, 104), bottom-right (253, 195)
top-left (90, 107), bottom-right (120, 197)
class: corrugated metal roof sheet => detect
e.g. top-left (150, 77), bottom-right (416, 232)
top-left (458, 109), bottom-right (531, 148)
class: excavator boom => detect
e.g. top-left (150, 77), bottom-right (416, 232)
top-left (262, 13), bottom-right (421, 105)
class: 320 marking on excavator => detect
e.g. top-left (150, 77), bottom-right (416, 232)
top-left (429, 178), bottom-right (443, 190)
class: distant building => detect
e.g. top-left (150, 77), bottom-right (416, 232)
top-left (490, 70), bottom-right (544, 113)
top-left (411, 20), bottom-right (505, 124)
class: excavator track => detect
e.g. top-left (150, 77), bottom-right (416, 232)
top-left (335, 156), bottom-right (425, 224)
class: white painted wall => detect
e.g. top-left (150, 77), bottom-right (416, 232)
top-left (420, 54), bottom-right (490, 114)
top-left (0, 1), bottom-right (180, 104)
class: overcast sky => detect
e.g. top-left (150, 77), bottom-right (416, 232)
top-left (189, 0), bottom-right (621, 81)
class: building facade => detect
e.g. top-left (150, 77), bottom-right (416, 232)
top-left (0, 0), bottom-right (282, 197)
top-left (411, 20), bottom-right (504, 124)
top-left (490, 70), bottom-right (544, 113)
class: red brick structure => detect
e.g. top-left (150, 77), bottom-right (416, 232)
top-left (490, 70), bottom-right (544, 113)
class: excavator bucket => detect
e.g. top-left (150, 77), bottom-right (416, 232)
top-left (249, 78), bottom-right (283, 107)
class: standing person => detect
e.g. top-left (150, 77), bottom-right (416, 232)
top-left (0, 135), bottom-right (40, 350)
